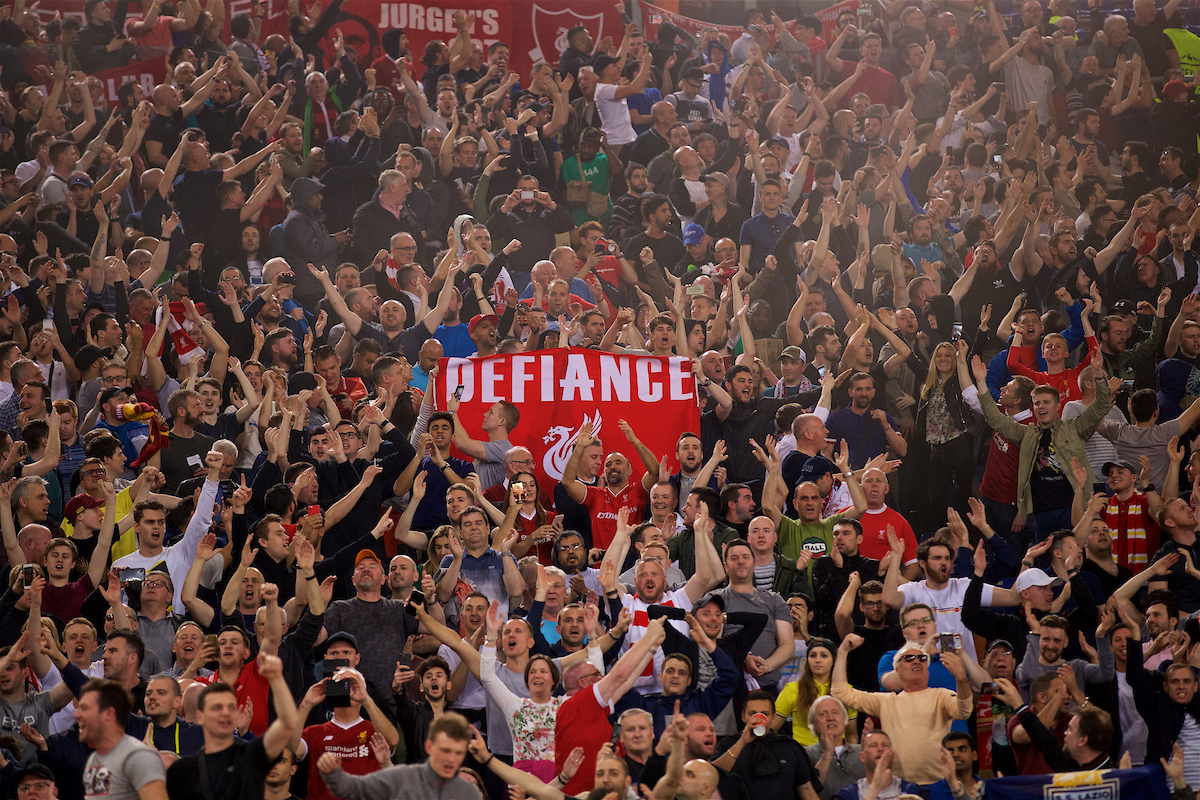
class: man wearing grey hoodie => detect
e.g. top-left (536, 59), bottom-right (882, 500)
top-left (279, 176), bottom-right (349, 310)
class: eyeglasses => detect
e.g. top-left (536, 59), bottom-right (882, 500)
top-left (861, 600), bottom-right (885, 608)
top-left (143, 580), bottom-right (168, 590)
top-left (510, 459), bottom-right (534, 466)
top-left (900, 653), bottom-right (929, 663)
top-left (82, 468), bottom-right (105, 478)
top-left (559, 543), bottom-right (583, 551)
top-left (18, 782), bottom-right (52, 794)
top-left (901, 616), bottom-right (934, 629)
top-left (100, 375), bottom-right (124, 384)
top-left (338, 431), bottom-right (360, 440)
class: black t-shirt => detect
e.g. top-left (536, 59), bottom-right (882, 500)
top-left (145, 110), bottom-right (185, 160)
top-left (166, 738), bottom-right (271, 800)
top-left (624, 231), bottom-right (686, 279)
top-left (1030, 428), bottom-right (1073, 511)
top-left (195, 103), bottom-right (240, 153)
top-left (1120, 171), bottom-right (1156, 209)
top-left (1082, 558), bottom-right (1132, 603)
top-left (845, 624), bottom-right (905, 692)
top-left (961, 263), bottom-right (1024, 347)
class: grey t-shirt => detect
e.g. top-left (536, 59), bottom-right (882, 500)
top-left (83, 734), bottom-right (166, 800)
top-left (0, 691), bottom-right (57, 764)
top-left (714, 585), bottom-right (792, 687)
top-left (476, 439), bottom-right (511, 490)
top-left (484, 660), bottom-right (529, 757)
top-left (323, 598), bottom-right (420, 696)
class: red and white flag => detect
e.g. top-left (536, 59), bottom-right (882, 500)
top-left (157, 302), bottom-right (202, 364)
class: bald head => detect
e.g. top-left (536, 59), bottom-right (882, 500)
top-left (684, 759), bottom-right (719, 798)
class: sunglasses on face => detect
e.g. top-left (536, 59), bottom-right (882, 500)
top-left (900, 653), bottom-right (929, 663)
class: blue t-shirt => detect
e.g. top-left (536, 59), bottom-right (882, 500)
top-left (825, 406), bottom-right (898, 470)
top-left (435, 322), bottom-right (476, 358)
top-left (739, 212), bottom-right (796, 273)
top-left (903, 241), bottom-right (946, 270)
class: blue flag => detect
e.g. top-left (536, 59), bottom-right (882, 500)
top-left (982, 763), bottom-right (1171, 800)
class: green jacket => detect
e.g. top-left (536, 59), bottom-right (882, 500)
top-left (771, 552), bottom-right (812, 599)
top-left (978, 376), bottom-right (1112, 516)
top-left (1103, 315), bottom-right (1164, 383)
top-left (669, 520), bottom-right (740, 578)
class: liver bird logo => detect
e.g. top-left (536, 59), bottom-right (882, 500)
top-left (542, 411), bottom-right (603, 480)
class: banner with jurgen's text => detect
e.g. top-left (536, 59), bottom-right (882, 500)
top-left (35, 0), bottom-right (621, 86)
top-left (435, 349), bottom-right (700, 498)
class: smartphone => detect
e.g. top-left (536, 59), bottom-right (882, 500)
top-left (520, 190), bottom-right (535, 200)
top-left (818, 364), bottom-right (828, 378)
top-left (609, 721), bottom-right (623, 745)
top-left (992, 154), bottom-right (1003, 165)
top-left (44, 398), bottom-right (52, 415)
top-left (648, 605), bottom-right (687, 621)
top-left (21, 564), bottom-right (34, 589)
top-left (41, 320), bottom-right (53, 332)
top-left (980, 681), bottom-right (1000, 695)
top-left (686, 284), bottom-right (705, 296)
top-left (951, 322), bottom-right (963, 339)
top-left (511, 481), bottom-right (527, 503)
top-left (398, 652), bottom-right (414, 667)
top-left (306, 504), bottom-right (322, 517)
top-left (1092, 481), bottom-right (1108, 495)
top-left (938, 633), bottom-right (961, 652)
top-left (993, 82), bottom-right (1005, 92)
top-left (203, 633), bottom-right (219, 653)
top-left (408, 589), bottom-right (426, 607)
top-left (650, 13), bottom-right (663, 24)
top-left (453, 385), bottom-right (465, 400)
top-left (118, 567), bottom-right (145, 584)
top-left (278, 273), bottom-right (295, 285)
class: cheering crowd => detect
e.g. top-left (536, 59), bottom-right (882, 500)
top-left (0, 0), bottom-right (1197, 798)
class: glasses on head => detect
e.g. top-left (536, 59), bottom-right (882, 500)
top-left (900, 653), bottom-right (929, 663)
top-left (143, 580), bottom-right (168, 590)
top-left (902, 616), bottom-right (934, 629)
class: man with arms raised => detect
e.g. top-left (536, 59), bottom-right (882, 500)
top-left (833, 635), bottom-right (972, 785)
top-left (166, 653), bottom-right (298, 800)
top-left (561, 419), bottom-right (662, 550)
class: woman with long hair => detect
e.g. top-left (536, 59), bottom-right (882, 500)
top-left (499, 472), bottom-right (558, 564)
top-left (916, 340), bottom-right (982, 530)
top-left (422, 526), bottom-right (454, 578)
top-left (771, 638), bottom-right (857, 745)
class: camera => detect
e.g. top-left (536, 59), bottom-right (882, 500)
top-left (323, 658), bottom-right (352, 707)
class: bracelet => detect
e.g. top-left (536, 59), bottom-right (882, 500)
top-left (605, 591), bottom-right (619, 599)
top-left (483, 754), bottom-right (494, 768)
top-left (305, 574), bottom-right (317, 581)
top-left (1021, 560), bottom-right (1033, 568)
top-left (554, 774), bottom-right (566, 785)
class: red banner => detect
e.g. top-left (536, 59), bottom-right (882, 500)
top-left (37, 0), bottom-right (622, 89)
top-left (434, 349), bottom-right (701, 496)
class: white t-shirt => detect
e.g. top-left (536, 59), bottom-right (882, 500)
top-left (898, 576), bottom-right (995, 662)
top-left (620, 586), bottom-right (693, 694)
top-left (594, 84), bottom-right (637, 146)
